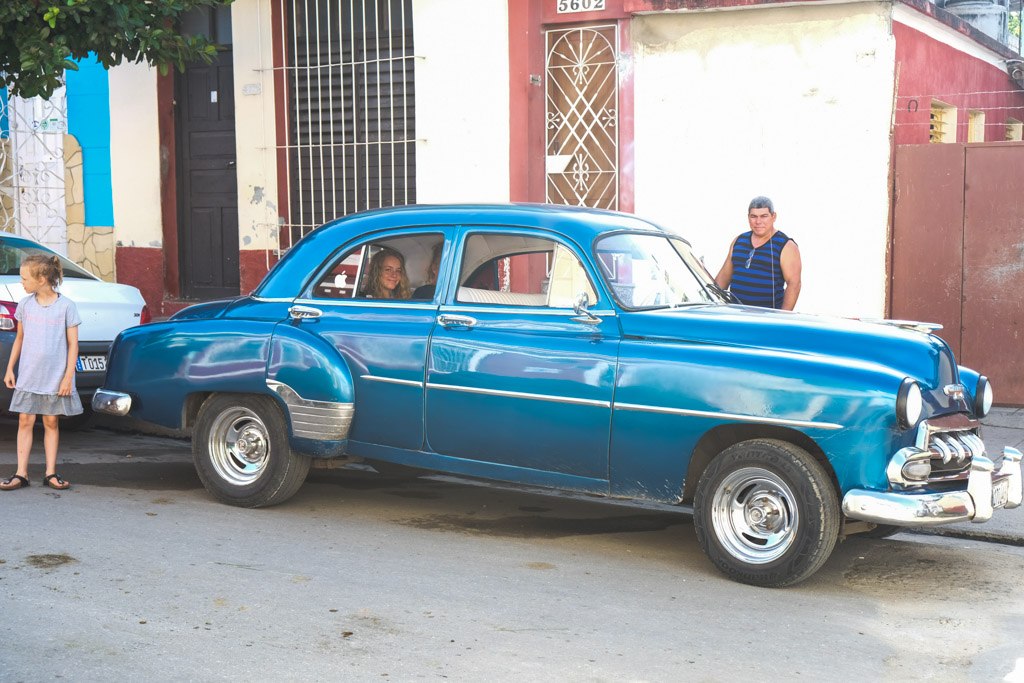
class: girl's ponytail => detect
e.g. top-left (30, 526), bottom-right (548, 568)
top-left (22, 253), bottom-right (64, 289)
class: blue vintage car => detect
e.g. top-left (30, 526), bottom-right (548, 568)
top-left (94, 204), bottom-right (1021, 587)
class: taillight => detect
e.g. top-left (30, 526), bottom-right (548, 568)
top-left (139, 304), bottom-right (152, 325)
top-left (0, 301), bottom-right (16, 332)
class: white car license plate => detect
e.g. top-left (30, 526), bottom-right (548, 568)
top-left (993, 478), bottom-right (1009, 509)
top-left (76, 355), bottom-right (107, 373)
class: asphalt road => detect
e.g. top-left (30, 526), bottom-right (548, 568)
top-left (1, 422), bottom-right (1023, 681)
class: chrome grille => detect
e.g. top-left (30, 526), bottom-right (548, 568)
top-left (923, 426), bottom-right (984, 482)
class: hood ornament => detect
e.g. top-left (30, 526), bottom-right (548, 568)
top-left (943, 384), bottom-right (965, 401)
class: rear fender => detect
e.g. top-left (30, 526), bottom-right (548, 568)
top-left (267, 323), bottom-right (355, 445)
top-left (105, 320), bottom-right (273, 428)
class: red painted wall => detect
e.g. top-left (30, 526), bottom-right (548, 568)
top-left (115, 247), bottom-right (164, 316)
top-left (894, 22), bottom-right (1024, 144)
top-left (240, 250), bottom-right (278, 295)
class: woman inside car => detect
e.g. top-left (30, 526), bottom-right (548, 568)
top-left (359, 246), bottom-right (412, 299)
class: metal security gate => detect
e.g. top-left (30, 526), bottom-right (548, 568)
top-left (279, 0), bottom-right (415, 249)
top-left (892, 142), bottom-right (1024, 405)
top-left (0, 90), bottom-right (68, 253)
top-left (545, 25), bottom-right (618, 209)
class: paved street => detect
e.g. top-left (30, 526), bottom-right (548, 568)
top-left (0, 412), bottom-right (1022, 681)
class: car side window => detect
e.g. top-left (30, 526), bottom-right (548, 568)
top-left (312, 233), bottom-right (444, 301)
top-left (455, 234), bottom-right (596, 308)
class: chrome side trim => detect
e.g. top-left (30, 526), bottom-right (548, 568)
top-left (360, 375), bottom-right (423, 388)
top-left (425, 382), bottom-right (610, 408)
top-left (250, 296), bottom-right (295, 303)
top-left (266, 380), bottom-right (354, 441)
top-left (445, 305), bottom-right (616, 317)
top-left (613, 402), bottom-right (844, 430)
top-left (291, 298), bottom-right (438, 310)
top-left (92, 389), bottom-right (132, 416)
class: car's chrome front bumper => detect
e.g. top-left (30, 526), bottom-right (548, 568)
top-left (92, 389), bottom-right (132, 416)
top-left (842, 446), bottom-right (1022, 526)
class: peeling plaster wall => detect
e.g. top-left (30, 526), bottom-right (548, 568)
top-left (413, 0), bottom-right (510, 203)
top-left (233, 0), bottom-right (280, 253)
top-left (108, 62), bottom-right (163, 249)
top-left (631, 3), bottom-right (896, 317)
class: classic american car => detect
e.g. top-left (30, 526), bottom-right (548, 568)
top-left (93, 204), bottom-right (1022, 587)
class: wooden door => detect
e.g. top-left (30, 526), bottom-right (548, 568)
top-left (176, 49), bottom-right (239, 300)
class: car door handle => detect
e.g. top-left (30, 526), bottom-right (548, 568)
top-left (289, 305), bottom-right (322, 320)
top-left (437, 314), bottom-right (477, 329)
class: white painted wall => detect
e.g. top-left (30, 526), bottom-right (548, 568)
top-left (233, 0), bottom-right (280, 252)
top-left (631, 3), bottom-right (896, 317)
top-left (108, 63), bottom-right (162, 247)
top-left (413, 0), bottom-right (510, 203)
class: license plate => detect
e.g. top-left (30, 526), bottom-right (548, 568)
top-left (993, 478), bottom-right (1009, 509)
top-left (76, 355), bottom-right (107, 373)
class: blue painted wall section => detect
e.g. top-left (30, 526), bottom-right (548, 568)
top-left (0, 88), bottom-right (8, 138)
top-left (65, 55), bottom-right (114, 227)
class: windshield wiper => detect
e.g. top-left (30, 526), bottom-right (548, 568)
top-left (705, 281), bottom-right (739, 304)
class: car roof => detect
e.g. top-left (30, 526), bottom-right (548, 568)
top-left (326, 203), bottom-right (663, 235)
top-left (257, 203), bottom-right (673, 299)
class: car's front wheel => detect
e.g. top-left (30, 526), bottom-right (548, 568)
top-left (193, 393), bottom-right (310, 508)
top-left (694, 439), bottom-right (840, 588)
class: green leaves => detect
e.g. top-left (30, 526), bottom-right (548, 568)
top-left (0, 0), bottom-right (231, 98)
top-left (42, 7), bottom-right (60, 28)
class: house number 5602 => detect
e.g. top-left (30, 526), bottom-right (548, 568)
top-left (557, 0), bottom-right (606, 13)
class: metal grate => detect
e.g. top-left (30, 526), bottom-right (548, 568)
top-left (0, 90), bottom-right (68, 252)
top-left (929, 100), bottom-right (955, 144)
top-left (278, 0), bottom-right (415, 250)
top-left (545, 25), bottom-right (618, 210)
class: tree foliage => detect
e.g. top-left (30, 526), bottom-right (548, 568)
top-left (0, 0), bottom-right (230, 99)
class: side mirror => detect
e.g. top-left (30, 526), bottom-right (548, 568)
top-left (571, 292), bottom-right (601, 325)
top-left (573, 291), bottom-right (590, 316)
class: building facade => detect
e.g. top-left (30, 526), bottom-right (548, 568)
top-left (3, 0), bottom-right (1022, 319)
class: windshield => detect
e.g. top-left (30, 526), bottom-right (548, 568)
top-left (593, 233), bottom-right (727, 310)
top-left (0, 237), bottom-right (96, 280)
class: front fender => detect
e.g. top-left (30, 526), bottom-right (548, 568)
top-left (612, 341), bottom-right (911, 500)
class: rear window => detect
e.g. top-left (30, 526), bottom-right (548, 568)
top-left (0, 238), bottom-right (96, 280)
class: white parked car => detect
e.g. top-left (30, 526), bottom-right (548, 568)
top-left (0, 233), bottom-right (149, 425)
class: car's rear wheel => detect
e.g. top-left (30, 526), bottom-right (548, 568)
top-left (694, 439), bottom-right (840, 588)
top-left (193, 393), bottom-right (310, 508)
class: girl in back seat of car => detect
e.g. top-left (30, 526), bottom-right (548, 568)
top-left (1, 254), bottom-right (83, 491)
top-left (359, 247), bottom-right (412, 299)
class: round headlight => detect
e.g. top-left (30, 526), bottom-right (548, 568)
top-left (975, 376), bottom-right (993, 418)
top-left (897, 378), bottom-right (923, 429)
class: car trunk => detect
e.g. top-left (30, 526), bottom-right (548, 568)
top-left (0, 278), bottom-right (143, 342)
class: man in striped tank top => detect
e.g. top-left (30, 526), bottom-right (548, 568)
top-left (714, 196), bottom-right (802, 310)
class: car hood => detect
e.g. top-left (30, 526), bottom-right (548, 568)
top-left (619, 304), bottom-right (958, 391)
top-left (0, 278), bottom-right (146, 342)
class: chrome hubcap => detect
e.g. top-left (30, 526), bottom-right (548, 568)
top-left (710, 467), bottom-right (799, 564)
top-left (207, 407), bottom-right (271, 486)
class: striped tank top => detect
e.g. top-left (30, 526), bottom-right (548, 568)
top-left (728, 230), bottom-right (792, 309)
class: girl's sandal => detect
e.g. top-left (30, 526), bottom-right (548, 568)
top-left (0, 474), bottom-right (30, 490)
top-left (43, 474), bottom-right (70, 490)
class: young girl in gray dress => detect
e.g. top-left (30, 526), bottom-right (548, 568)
top-left (1, 255), bottom-right (83, 491)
